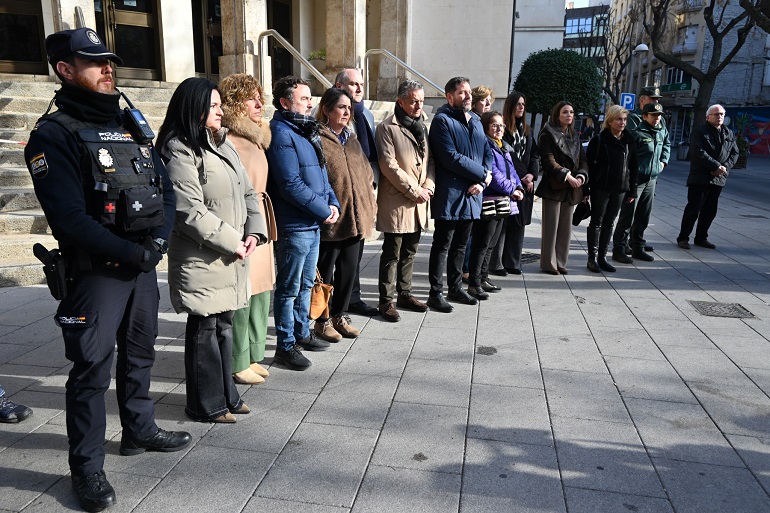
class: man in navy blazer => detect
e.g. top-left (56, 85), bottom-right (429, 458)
top-left (427, 76), bottom-right (494, 313)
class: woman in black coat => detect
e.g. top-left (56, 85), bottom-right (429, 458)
top-left (584, 105), bottom-right (638, 273)
top-left (489, 91), bottom-right (541, 275)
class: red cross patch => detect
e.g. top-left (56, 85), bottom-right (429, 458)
top-left (104, 202), bottom-right (116, 213)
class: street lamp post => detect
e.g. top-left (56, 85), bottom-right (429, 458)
top-left (625, 43), bottom-right (649, 94)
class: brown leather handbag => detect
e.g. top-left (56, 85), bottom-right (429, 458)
top-left (309, 269), bottom-right (333, 320)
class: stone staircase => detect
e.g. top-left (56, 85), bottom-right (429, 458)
top-left (0, 77), bottom-right (178, 287)
top-left (0, 74), bottom-right (415, 287)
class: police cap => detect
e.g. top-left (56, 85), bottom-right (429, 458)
top-left (45, 28), bottom-right (123, 67)
top-left (642, 102), bottom-right (664, 115)
top-left (640, 86), bottom-right (662, 99)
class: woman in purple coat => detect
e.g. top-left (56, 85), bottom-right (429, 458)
top-left (467, 111), bottom-right (525, 300)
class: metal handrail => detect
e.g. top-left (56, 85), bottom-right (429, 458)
top-left (256, 30), bottom-right (332, 91)
top-left (364, 49), bottom-right (444, 99)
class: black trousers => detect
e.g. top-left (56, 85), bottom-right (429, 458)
top-left (468, 218), bottom-right (504, 287)
top-left (348, 241), bottom-right (365, 305)
top-left (678, 183), bottom-right (723, 242)
top-left (588, 189), bottom-right (624, 254)
top-left (57, 267), bottom-right (159, 477)
top-left (502, 216), bottom-right (526, 271)
top-left (379, 231), bottom-right (421, 303)
top-left (429, 219), bottom-right (473, 296)
top-left (184, 310), bottom-right (242, 421)
top-left (318, 236), bottom-right (363, 316)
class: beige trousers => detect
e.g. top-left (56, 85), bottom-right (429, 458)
top-left (540, 198), bottom-right (575, 272)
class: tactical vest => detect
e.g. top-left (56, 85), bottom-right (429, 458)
top-left (40, 111), bottom-right (165, 235)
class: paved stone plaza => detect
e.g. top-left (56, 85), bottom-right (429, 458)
top-left (1, 159), bottom-right (769, 512)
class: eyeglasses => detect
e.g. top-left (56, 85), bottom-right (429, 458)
top-left (709, 112), bottom-right (726, 117)
top-left (489, 123), bottom-right (505, 130)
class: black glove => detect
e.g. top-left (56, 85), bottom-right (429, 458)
top-left (137, 239), bottom-right (163, 272)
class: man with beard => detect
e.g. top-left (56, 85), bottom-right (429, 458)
top-left (25, 28), bottom-right (191, 512)
top-left (427, 77), bottom-right (493, 313)
top-left (333, 68), bottom-right (380, 317)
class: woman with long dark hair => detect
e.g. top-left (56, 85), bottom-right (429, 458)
top-left (535, 101), bottom-right (588, 275)
top-left (489, 91), bottom-right (541, 275)
top-left (157, 77), bottom-right (267, 423)
top-left (584, 105), bottom-right (638, 273)
top-left (313, 88), bottom-right (376, 341)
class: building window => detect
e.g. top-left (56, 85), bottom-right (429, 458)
top-left (566, 17), bottom-right (592, 36)
top-left (666, 66), bottom-right (692, 85)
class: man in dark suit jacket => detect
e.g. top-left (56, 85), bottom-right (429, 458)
top-left (676, 104), bottom-right (739, 250)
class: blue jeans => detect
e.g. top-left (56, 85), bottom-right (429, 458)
top-left (274, 229), bottom-right (320, 351)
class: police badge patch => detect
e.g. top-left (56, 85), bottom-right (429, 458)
top-left (98, 148), bottom-right (114, 168)
top-left (29, 153), bottom-right (49, 179)
top-left (140, 147), bottom-right (151, 159)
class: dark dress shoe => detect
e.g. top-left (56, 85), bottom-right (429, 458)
top-left (297, 332), bottom-right (330, 351)
top-left (612, 248), bottom-right (633, 264)
top-left (557, 267), bottom-right (568, 275)
top-left (677, 239), bottom-right (691, 250)
top-left (632, 249), bottom-right (654, 261)
top-left (120, 428), bottom-right (192, 456)
top-left (447, 289), bottom-right (478, 305)
top-left (467, 286), bottom-right (490, 300)
top-left (427, 294), bottom-right (454, 313)
top-left (396, 294), bottom-right (429, 312)
top-left (72, 470), bottom-right (116, 513)
top-left (505, 267), bottom-right (523, 275)
top-left (644, 245), bottom-right (654, 252)
top-left (541, 268), bottom-right (559, 275)
top-left (488, 268), bottom-right (508, 276)
top-left (587, 257), bottom-right (600, 273)
top-left (694, 239), bottom-right (716, 249)
top-left (347, 300), bottom-right (379, 316)
top-left (480, 279), bottom-right (501, 292)
top-left (379, 302), bottom-right (401, 322)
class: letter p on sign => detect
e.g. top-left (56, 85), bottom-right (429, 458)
top-left (620, 93), bottom-right (635, 110)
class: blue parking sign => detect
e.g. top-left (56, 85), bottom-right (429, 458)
top-left (620, 93), bottom-right (636, 110)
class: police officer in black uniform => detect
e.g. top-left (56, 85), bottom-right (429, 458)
top-left (24, 28), bottom-right (191, 512)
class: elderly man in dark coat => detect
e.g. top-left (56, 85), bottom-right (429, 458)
top-left (676, 104), bottom-right (738, 250)
top-left (426, 76), bottom-right (494, 313)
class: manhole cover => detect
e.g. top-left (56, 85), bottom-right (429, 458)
top-left (688, 301), bottom-right (754, 318)
top-left (521, 252), bottom-right (540, 264)
top-left (740, 214), bottom-right (767, 219)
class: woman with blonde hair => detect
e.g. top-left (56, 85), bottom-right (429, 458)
top-left (584, 105), bottom-right (638, 273)
top-left (219, 73), bottom-right (277, 384)
top-left (471, 85), bottom-right (494, 116)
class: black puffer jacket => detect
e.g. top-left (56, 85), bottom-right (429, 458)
top-left (585, 128), bottom-right (638, 197)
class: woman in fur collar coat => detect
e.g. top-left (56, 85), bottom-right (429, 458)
top-left (314, 88), bottom-right (377, 342)
top-left (220, 73), bottom-right (277, 386)
top-left (535, 101), bottom-right (589, 275)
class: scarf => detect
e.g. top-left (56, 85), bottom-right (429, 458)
top-left (54, 82), bottom-right (121, 123)
top-left (327, 124), bottom-right (351, 146)
top-left (353, 101), bottom-right (377, 162)
top-left (510, 122), bottom-right (525, 160)
top-left (280, 110), bottom-right (326, 168)
top-left (394, 102), bottom-right (427, 159)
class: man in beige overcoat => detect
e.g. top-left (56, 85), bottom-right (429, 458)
top-left (375, 80), bottom-right (435, 322)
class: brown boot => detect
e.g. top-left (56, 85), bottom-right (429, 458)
top-left (314, 318), bottom-right (343, 342)
top-left (332, 314), bottom-right (360, 338)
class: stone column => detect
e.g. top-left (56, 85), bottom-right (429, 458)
top-left (218, 0), bottom-right (268, 80)
top-left (324, 0), bottom-right (367, 82)
top-left (158, 1), bottom-right (195, 83)
top-left (51, 0), bottom-right (96, 31)
top-left (376, 0), bottom-right (410, 100)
